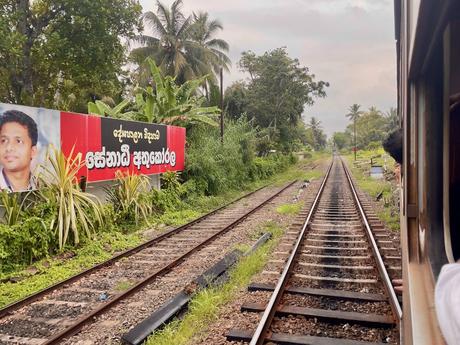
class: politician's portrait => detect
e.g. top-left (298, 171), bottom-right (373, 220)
top-left (0, 110), bottom-right (38, 192)
top-left (0, 103), bottom-right (61, 192)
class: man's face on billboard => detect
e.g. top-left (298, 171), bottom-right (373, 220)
top-left (0, 122), bottom-right (37, 173)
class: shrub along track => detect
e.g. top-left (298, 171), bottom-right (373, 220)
top-left (0, 177), bottom-right (322, 345)
top-left (226, 156), bottom-right (402, 345)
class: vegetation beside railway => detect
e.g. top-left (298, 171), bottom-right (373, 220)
top-left (345, 148), bottom-right (400, 231)
top-left (0, 154), bottom-right (326, 308)
top-left (145, 220), bottom-right (284, 345)
top-left (0, 0), bottom-right (332, 311)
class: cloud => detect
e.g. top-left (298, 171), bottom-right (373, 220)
top-left (139, 0), bottom-right (396, 135)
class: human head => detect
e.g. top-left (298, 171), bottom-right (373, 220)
top-left (383, 129), bottom-right (403, 165)
top-left (0, 110), bottom-right (38, 173)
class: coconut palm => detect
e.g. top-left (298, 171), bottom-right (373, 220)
top-left (346, 104), bottom-right (363, 160)
top-left (189, 11), bottom-right (230, 103)
top-left (307, 117), bottom-right (326, 150)
top-left (367, 106), bottom-right (382, 117)
top-left (190, 11), bottom-right (230, 75)
top-left (385, 107), bottom-right (399, 132)
top-left (131, 0), bottom-right (203, 84)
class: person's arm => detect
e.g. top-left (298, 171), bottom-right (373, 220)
top-left (435, 262), bottom-right (460, 345)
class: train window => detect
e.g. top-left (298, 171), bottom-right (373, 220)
top-left (445, 18), bottom-right (460, 263)
top-left (420, 38), bottom-right (447, 277)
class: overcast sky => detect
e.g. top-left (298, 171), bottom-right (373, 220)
top-left (139, 0), bottom-right (396, 136)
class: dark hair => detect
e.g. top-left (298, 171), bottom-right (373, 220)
top-left (0, 110), bottom-right (38, 146)
top-left (382, 128), bottom-right (402, 164)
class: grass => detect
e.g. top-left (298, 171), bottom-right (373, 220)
top-left (276, 202), bottom-right (302, 215)
top-left (344, 148), bottom-right (400, 231)
top-left (269, 153), bottom-right (329, 187)
top-left (0, 232), bottom-right (143, 308)
top-left (145, 221), bottom-right (283, 345)
top-left (0, 151), bottom-right (328, 309)
top-left (114, 280), bottom-right (134, 292)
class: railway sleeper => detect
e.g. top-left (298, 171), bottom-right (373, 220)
top-left (227, 329), bottom-right (390, 345)
top-left (240, 302), bottom-right (394, 327)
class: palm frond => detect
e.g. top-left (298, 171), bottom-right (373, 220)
top-left (143, 11), bottom-right (168, 38)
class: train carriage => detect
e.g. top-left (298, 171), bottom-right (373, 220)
top-left (395, 0), bottom-right (460, 343)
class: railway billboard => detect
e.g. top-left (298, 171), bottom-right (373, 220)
top-left (0, 102), bottom-right (185, 192)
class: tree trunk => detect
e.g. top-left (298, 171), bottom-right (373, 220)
top-left (9, 0), bottom-right (36, 104)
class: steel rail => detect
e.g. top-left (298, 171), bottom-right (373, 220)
top-left (340, 157), bottom-right (403, 321)
top-left (249, 160), bottom-right (333, 345)
top-left (42, 180), bottom-right (297, 345)
top-left (0, 184), bottom-right (270, 318)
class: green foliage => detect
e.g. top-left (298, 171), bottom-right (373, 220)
top-left (149, 173), bottom-right (184, 215)
top-left (87, 99), bottom-right (137, 120)
top-left (224, 81), bottom-right (248, 120)
top-left (106, 171), bottom-right (152, 226)
top-left (146, 221), bottom-right (283, 345)
top-left (0, 190), bottom-right (32, 226)
top-left (0, 217), bottom-right (50, 271)
top-left (38, 146), bottom-right (104, 250)
top-left (249, 154), bottom-right (296, 180)
top-left (134, 58), bottom-right (220, 126)
top-left (276, 202), bottom-right (302, 215)
top-left (0, 0), bottom-right (142, 111)
top-left (385, 107), bottom-right (399, 132)
top-left (231, 48), bottom-right (328, 152)
top-left (332, 132), bottom-right (351, 150)
top-left (183, 117), bottom-right (295, 196)
top-left (114, 280), bottom-right (134, 292)
top-left (0, 231), bottom-right (143, 308)
top-left (338, 105), bottom-right (398, 152)
top-left (346, 149), bottom-right (400, 231)
top-left (0, 146), bottom-right (326, 306)
top-left (131, 1), bottom-right (229, 85)
top-left (306, 117), bottom-right (327, 150)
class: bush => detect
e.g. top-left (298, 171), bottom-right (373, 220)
top-left (38, 147), bottom-right (104, 250)
top-left (106, 171), bottom-right (152, 226)
top-left (184, 119), bottom-right (298, 196)
top-left (184, 119), bottom-right (252, 195)
top-left (0, 217), bottom-right (51, 270)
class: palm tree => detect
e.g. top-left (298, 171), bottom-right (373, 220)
top-left (190, 12), bottom-right (230, 75)
top-left (308, 117), bottom-right (325, 150)
top-left (367, 106), bottom-right (382, 117)
top-left (385, 107), bottom-right (399, 132)
top-left (131, 0), bottom-right (202, 84)
top-left (346, 104), bottom-right (363, 160)
top-left (190, 11), bottom-right (231, 103)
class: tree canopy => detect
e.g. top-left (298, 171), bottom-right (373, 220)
top-left (130, 0), bottom-right (229, 86)
top-left (0, 0), bottom-right (142, 112)
top-left (335, 104), bottom-right (399, 151)
top-left (226, 47), bottom-right (328, 152)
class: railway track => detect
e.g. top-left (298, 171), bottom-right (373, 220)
top-left (228, 156), bottom-right (402, 345)
top-left (0, 181), bottom-right (297, 345)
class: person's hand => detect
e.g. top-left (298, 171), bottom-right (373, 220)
top-left (449, 93), bottom-right (460, 111)
top-left (392, 279), bottom-right (403, 294)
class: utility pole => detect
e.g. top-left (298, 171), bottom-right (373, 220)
top-left (353, 118), bottom-right (357, 161)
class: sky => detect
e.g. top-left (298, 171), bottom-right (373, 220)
top-left (139, 0), bottom-right (397, 136)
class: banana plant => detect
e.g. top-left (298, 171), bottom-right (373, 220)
top-left (135, 58), bottom-right (220, 126)
top-left (87, 99), bottom-right (137, 120)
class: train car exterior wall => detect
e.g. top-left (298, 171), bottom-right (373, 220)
top-left (395, 0), bottom-right (459, 344)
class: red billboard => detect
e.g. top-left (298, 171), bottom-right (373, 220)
top-left (0, 103), bottom-right (185, 191)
